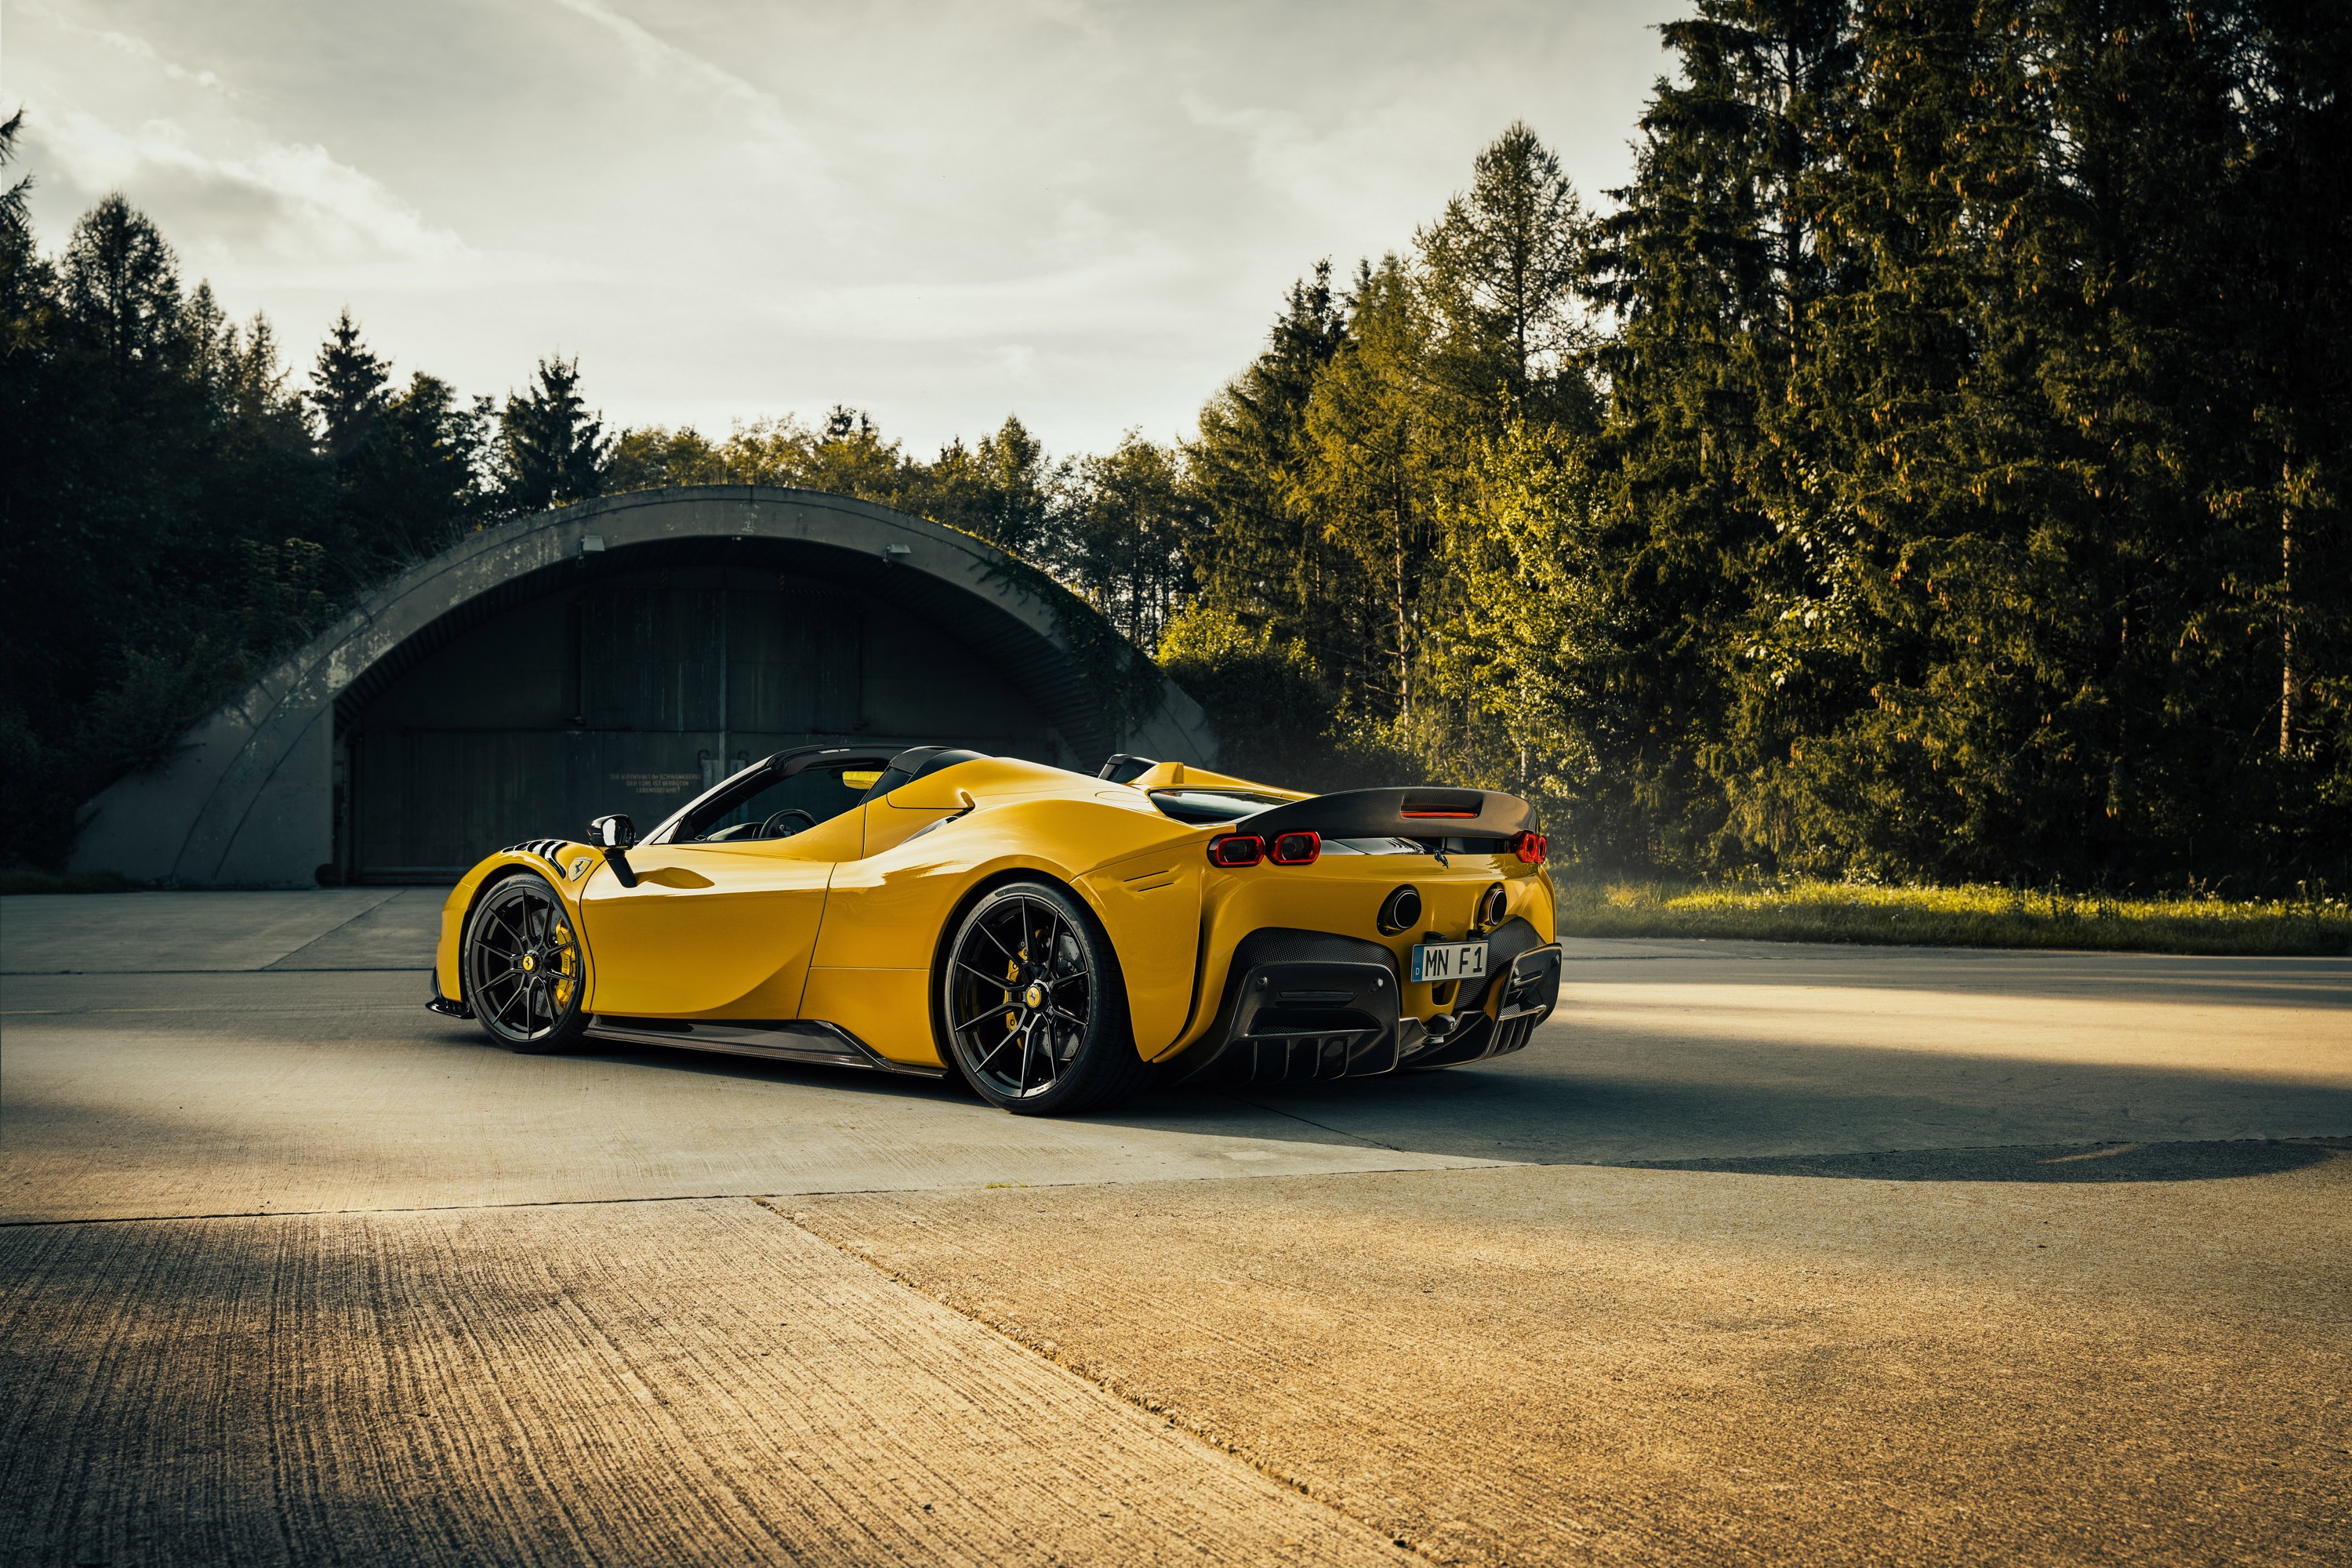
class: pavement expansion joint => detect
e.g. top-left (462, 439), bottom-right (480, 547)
top-left (256, 888), bottom-right (409, 969)
top-left (750, 1192), bottom-right (1400, 1556)
top-left (0, 1156), bottom-right (1516, 1229)
top-left (0, 1188), bottom-right (1018, 1229)
top-left (1225, 1094), bottom-right (1409, 1152)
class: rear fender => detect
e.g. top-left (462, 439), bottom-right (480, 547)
top-left (814, 797), bottom-right (1205, 1061)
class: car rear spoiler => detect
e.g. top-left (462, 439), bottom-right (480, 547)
top-left (1236, 787), bottom-right (1534, 841)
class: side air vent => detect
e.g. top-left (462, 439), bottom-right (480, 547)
top-left (500, 839), bottom-right (571, 873)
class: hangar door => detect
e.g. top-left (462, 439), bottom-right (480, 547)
top-left (343, 564), bottom-right (1050, 880)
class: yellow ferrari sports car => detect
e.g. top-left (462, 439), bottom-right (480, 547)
top-left (427, 745), bottom-right (1563, 1115)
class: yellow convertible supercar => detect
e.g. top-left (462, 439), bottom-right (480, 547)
top-left (427, 746), bottom-right (1563, 1115)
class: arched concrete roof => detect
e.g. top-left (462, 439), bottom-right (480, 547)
top-left (71, 486), bottom-right (1215, 887)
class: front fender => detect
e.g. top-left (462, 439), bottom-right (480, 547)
top-left (435, 840), bottom-right (604, 1009)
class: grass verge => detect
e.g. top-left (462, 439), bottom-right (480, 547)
top-left (1552, 877), bottom-right (2350, 956)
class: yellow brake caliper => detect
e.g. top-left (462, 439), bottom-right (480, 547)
top-left (553, 920), bottom-right (575, 1007)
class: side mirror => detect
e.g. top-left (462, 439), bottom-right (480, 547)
top-left (587, 813), bottom-right (639, 887)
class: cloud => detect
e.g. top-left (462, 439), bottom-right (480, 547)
top-left (546, 0), bottom-right (826, 191)
top-left (39, 109), bottom-right (466, 263)
top-left (20, 1), bottom-right (234, 95)
top-left (30, 109), bottom-right (597, 289)
top-left (1178, 93), bottom-right (1363, 215)
top-left (763, 251), bottom-right (1203, 346)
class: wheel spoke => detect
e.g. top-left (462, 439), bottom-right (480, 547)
top-left (466, 884), bottom-right (582, 1045)
top-left (972, 1029), bottom-right (1021, 1069)
top-left (974, 917), bottom-right (1021, 964)
top-left (487, 905), bottom-right (526, 949)
top-left (951, 891), bottom-right (1104, 1099)
top-left (953, 1004), bottom-right (1017, 1035)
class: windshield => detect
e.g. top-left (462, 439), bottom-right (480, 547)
top-left (676, 763), bottom-right (876, 842)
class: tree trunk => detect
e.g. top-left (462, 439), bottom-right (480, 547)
top-left (1395, 506), bottom-right (1411, 725)
top-left (2280, 464), bottom-right (2294, 757)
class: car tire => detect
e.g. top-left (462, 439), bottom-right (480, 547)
top-left (463, 871), bottom-right (591, 1054)
top-left (938, 880), bottom-right (1148, 1116)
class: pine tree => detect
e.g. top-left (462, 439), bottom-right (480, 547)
top-left (339, 372), bottom-right (488, 568)
top-left (0, 109), bottom-right (32, 251)
top-left (2216, 0), bottom-right (2351, 850)
top-left (308, 307), bottom-right (389, 462)
top-left (59, 194), bottom-right (185, 376)
top-left (1060, 434), bottom-right (1197, 648)
top-left (495, 356), bottom-right (608, 514)
top-left (1580, 0), bottom-right (1853, 869)
top-left (1296, 255), bottom-right (1449, 725)
top-left (1415, 120), bottom-right (1595, 423)
top-left (1185, 262), bottom-right (1354, 667)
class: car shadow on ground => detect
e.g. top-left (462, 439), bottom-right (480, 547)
top-left (527, 1025), bottom-right (2352, 1185)
top-left (1082, 1036), bottom-right (2352, 1181)
top-left (1610, 1137), bottom-right (2349, 1182)
top-left (425, 998), bottom-right (2352, 1185)
top-left (1550, 942), bottom-right (2352, 1010)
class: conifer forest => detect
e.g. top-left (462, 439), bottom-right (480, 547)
top-left (3, 1), bottom-right (2346, 890)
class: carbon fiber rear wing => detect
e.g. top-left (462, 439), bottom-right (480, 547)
top-left (1236, 786), bottom-right (1534, 841)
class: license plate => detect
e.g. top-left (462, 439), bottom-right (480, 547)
top-left (1410, 941), bottom-right (1488, 983)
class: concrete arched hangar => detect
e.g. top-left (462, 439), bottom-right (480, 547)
top-left (72, 487), bottom-right (1215, 887)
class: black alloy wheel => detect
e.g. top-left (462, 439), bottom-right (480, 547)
top-left (464, 873), bottom-right (590, 1054)
top-left (939, 880), bottom-right (1145, 1115)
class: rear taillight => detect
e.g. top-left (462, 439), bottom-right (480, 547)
top-left (1509, 830), bottom-right (1548, 865)
top-left (1268, 830), bottom-right (1321, 866)
top-left (1207, 833), bottom-right (1264, 867)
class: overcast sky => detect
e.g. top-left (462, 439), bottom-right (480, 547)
top-left (5, 0), bottom-right (1682, 456)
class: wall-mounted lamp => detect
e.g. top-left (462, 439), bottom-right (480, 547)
top-left (579, 534), bottom-right (606, 557)
top-left (882, 543), bottom-right (911, 562)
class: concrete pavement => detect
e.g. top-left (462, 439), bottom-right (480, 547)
top-left (798, 1156), bottom-right (2350, 1566)
top-left (3, 1199), bottom-right (1413, 1568)
top-left (2, 890), bottom-right (2347, 1565)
